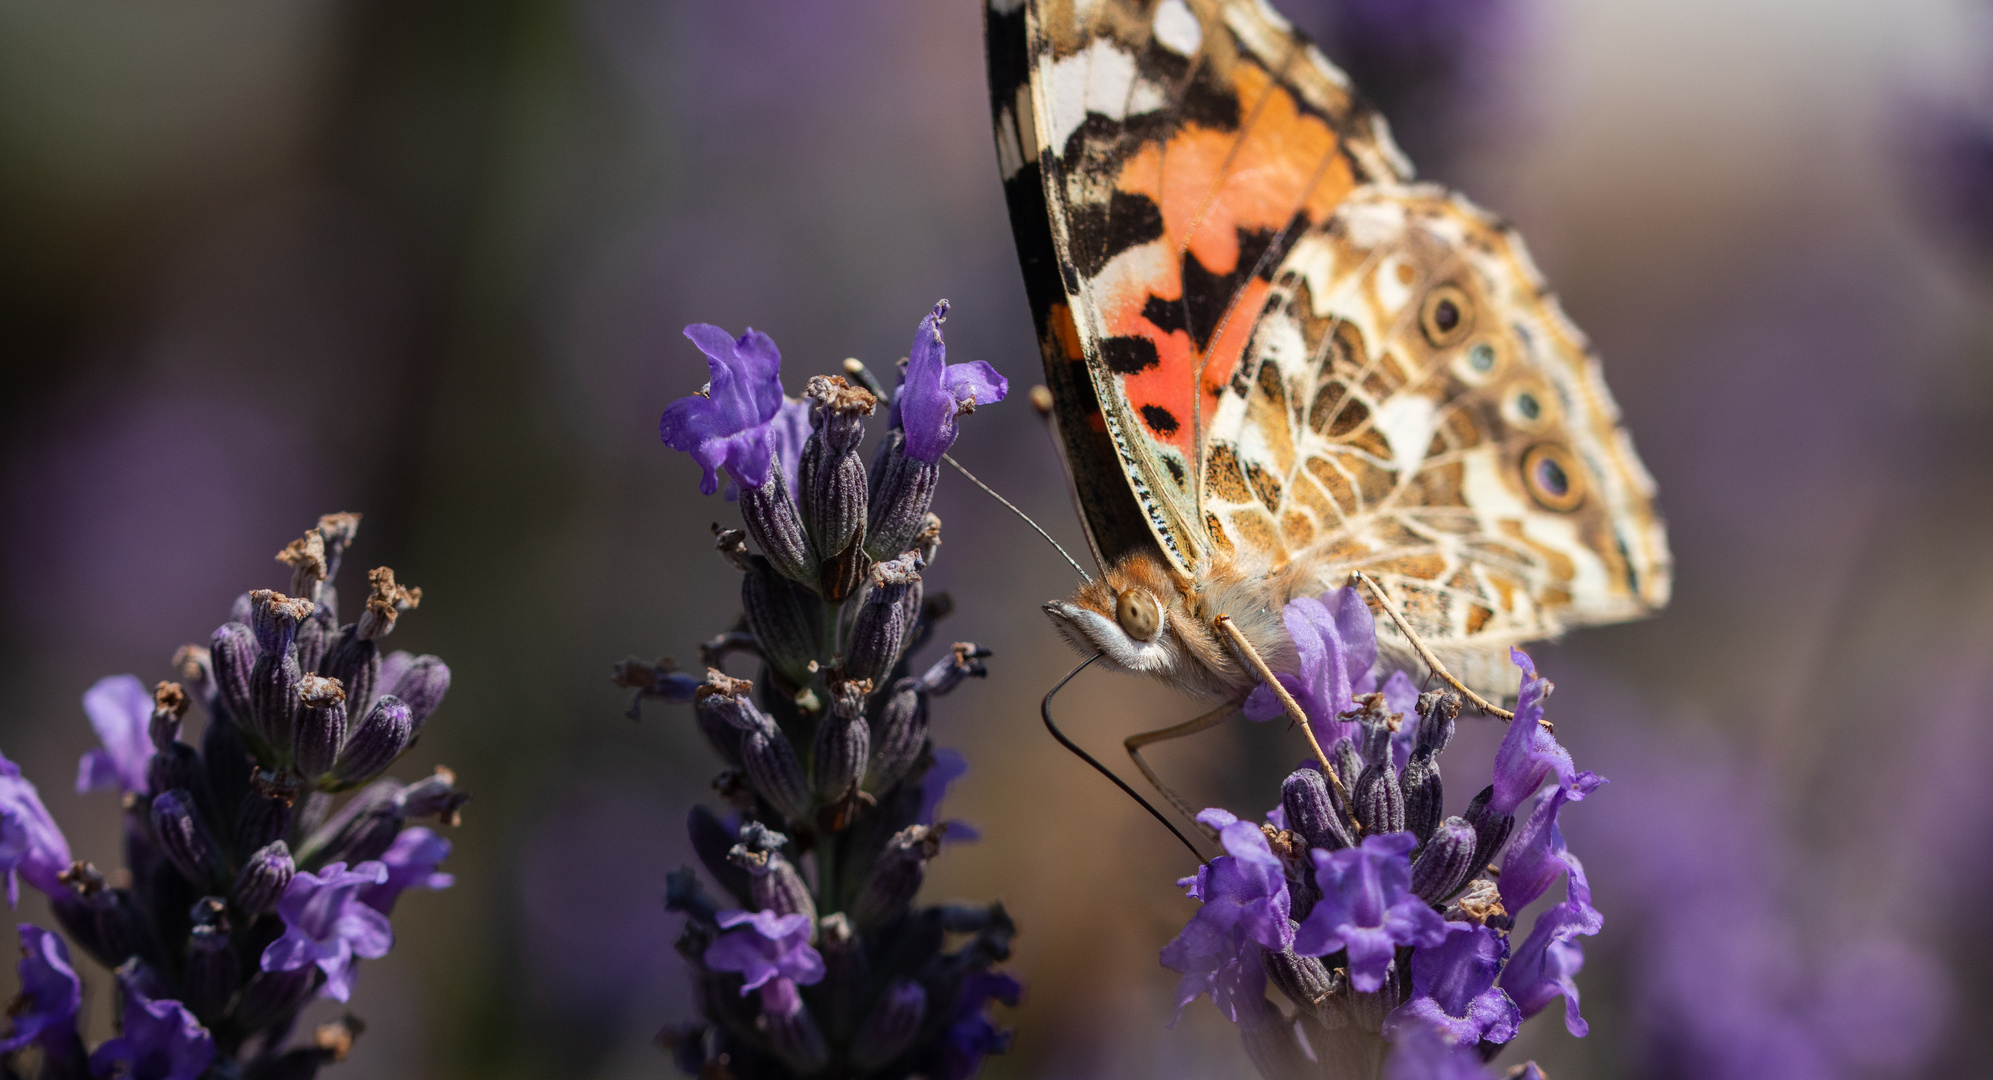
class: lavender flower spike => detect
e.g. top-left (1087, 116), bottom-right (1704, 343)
top-left (661, 323), bottom-right (791, 496)
top-left (87, 968), bottom-right (215, 1080)
top-left (260, 860), bottom-right (394, 1002)
top-left (1159, 808), bottom-right (1293, 1023)
top-left (1294, 831), bottom-right (1449, 991)
top-left (704, 908), bottom-right (826, 1010)
top-left (2, 925), bottom-right (82, 1054)
top-left (0, 751), bottom-right (71, 906)
top-left (76, 674), bottom-right (155, 795)
top-left (894, 301), bottom-right (1009, 463)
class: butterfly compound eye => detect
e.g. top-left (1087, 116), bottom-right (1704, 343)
top-left (1420, 285), bottom-right (1474, 347)
top-left (1115, 588), bottom-right (1162, 641)
top-left (1522, 444), bottom-right (1585, 512)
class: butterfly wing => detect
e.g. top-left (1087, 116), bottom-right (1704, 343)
top-left (989, 0), bottom-right (1670, 695)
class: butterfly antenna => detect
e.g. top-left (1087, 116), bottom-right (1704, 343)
top-left (1044, 652), bottom-right (1206, 863)
top-left (940, 451), bottom-right (1092, 584)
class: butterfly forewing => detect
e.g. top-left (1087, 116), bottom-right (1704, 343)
top-left (990, 0), bottom-right (1670, 696)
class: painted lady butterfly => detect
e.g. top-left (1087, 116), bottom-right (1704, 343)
top-left (986, 0), bottom-right (1672, 716)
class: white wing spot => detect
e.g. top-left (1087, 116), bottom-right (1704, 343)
top-left (996, 106), bottom-right (1025, 180)
top-left (1045, 39), bottom-right (1147, 154)
top-left (1153, 0), bottom-right (1202, 56)
top-left (1373, 393), bottom-right (1437, 476)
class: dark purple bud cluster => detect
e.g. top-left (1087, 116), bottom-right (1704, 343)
top-left (1164, 586), bottom-right (1606, 1079)
top-left (649, 305), bottom-right (1016, 1080)
top-left (0, 513), bottom-right (461, 1080)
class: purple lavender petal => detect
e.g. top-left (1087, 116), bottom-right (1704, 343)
top-left (0, 752), bottom-right (72, 906)
top-left (76, 674), bottom-right (154, 795)
top-left (1489, 649), bottom-right (1580, 815)
top-left (1295, 831), bottom-right (1446, 992)
top-left (1498, 775), bottom-right (1603, 914)
top-left (359, 826), bottom-right (454, 914)
top-left (1, 925), bottom-right (81, 1053)
top-left (1386, 923), bottom-right (1521, 1047)
top-left (705, 908), bottom-right (825, 993)
top-left (1383, 1020), bottom-right (1500, 1079)
top-left (260, 859), bottom-right (394, 1003)
top-left (896, 301), bottom-right (1007, 462)
top-left (660, 323), bottom-right (788, 494)
top-left (1160, 808), bottom-right (1294, 1021)
top-left (87, 972), bottom-right (213, 1080)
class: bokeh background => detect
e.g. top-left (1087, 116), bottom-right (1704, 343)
top-left (3, 0), bottom-right (1991, 1076)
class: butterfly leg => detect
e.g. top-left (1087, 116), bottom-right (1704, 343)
top-left (1124, 702), bottom-right (1239, 830)
top-left (1348, 571), bottom-right (1544, 728)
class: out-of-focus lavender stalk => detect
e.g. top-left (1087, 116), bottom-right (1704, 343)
top-left (1160, 587), bottom-right (1598, 1078)
top-left (1, 513), bottom-right (463, 1080)
top-left (633, 301), bottom-right (1019, 1079)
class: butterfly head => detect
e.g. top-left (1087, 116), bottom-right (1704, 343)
top-left (1042, 552), bottom-right (1237, 698)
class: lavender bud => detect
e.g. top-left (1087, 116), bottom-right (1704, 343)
top-left (145, 744), bottom-right (206, 808)
top-left (210, 622), bottom-right (258, 728)
top-left (52, 867), bottom-right (146, 969)
top-left (845, 555), bottom-right (921, 687)
top-left (741, 725), bottom-right (813, 822)
top-left (687, 806), bottom-right (752, 903)
top-left (919, 641), bottom-right (990, 696)
top-left (233, 841), bottom-right (296, 914)
top-left (738, 456), bottom-right (816, 586)
top-left (759, 993), bottom-right (830, 1074)
top-left (1463, 784), bottom-right (1514, 876)
top-left (1414, 690), bottom-right (1460, 751)
top-left (300, 781), bottom-right (404, 866)
top-left (866, 679), bottom-right (928, 794)
top-left (378, 653), bottom-right (450, 729)
top-left (331, 696), bottom-right (413, 784)
top-left (912, 511), bottom-right (942, 568)
top-left (851, 978), bottom-right (927, 1069)
top-left (356, 566), bottom-right (421, 640)
top-left (740, 555), bottom-right (825, 687)
top-left (1410, 817), bottom-right (1478, 905)
top-left (236, 965), bottom-right (319, 1030)
top-left (1263, 948), bottom-right (1337, 1018)
top-left (812, 680), bottom-right (872, 807)
top-left (817, 913), bottom-right (866, 1037)
top-left (400, 767), bottom-right (470, 824)
top-left (1352, 693), bottom-right (1397, 765)
top-left (1281, 768), bottom-right (1353, 852)
top-left (294, 790), bottom-right (333, 841)
top-left (148, 681), bottom-right (189, 751)
top-left (1353, 761), bottom-right (1404, 836)
top-left (235, 769), bottom-right (300, 860)
top-left (800, 376), bottom-right (877, 602)
top-left (728, 825), bottom-right (815, 925)
top-left (276, 530), bottom-right (329, 602)
top-left (295, 608), bottom-right (334, 675)
top-left (1400, 745), bottom-right (1443, 846)
top-left (1330, 738), bottom-right (1364, 795)
top-left (865, 427), bottom-right (940, 564)
top-left (293, 675), bottom-right (348, 778)
top-left (854, 824), bottom-right (943, 926)
top-left (320, 626), bottom-right (381, 719)
top-left (184, 899), bottom-right (238, 1023)
top-left (249, 591), bottom-right (315, 755)
top-left (150, 790), bottom-right (225, 887)
top-left (692, 671), bottom-right (757, 768)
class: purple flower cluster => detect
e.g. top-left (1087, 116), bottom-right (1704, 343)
top-left (1167, 585), bottom-right (1602, 1077)
top-left (1, 513), bottom-right (463, 1080)
top-left (646, 303), bottom-right (1017, 1079)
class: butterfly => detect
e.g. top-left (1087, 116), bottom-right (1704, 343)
top-left (985, 0), bottom-right (1672, 718)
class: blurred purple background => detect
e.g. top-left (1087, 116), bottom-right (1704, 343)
top-left (3, 0), bottom-right (1990, 1077)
